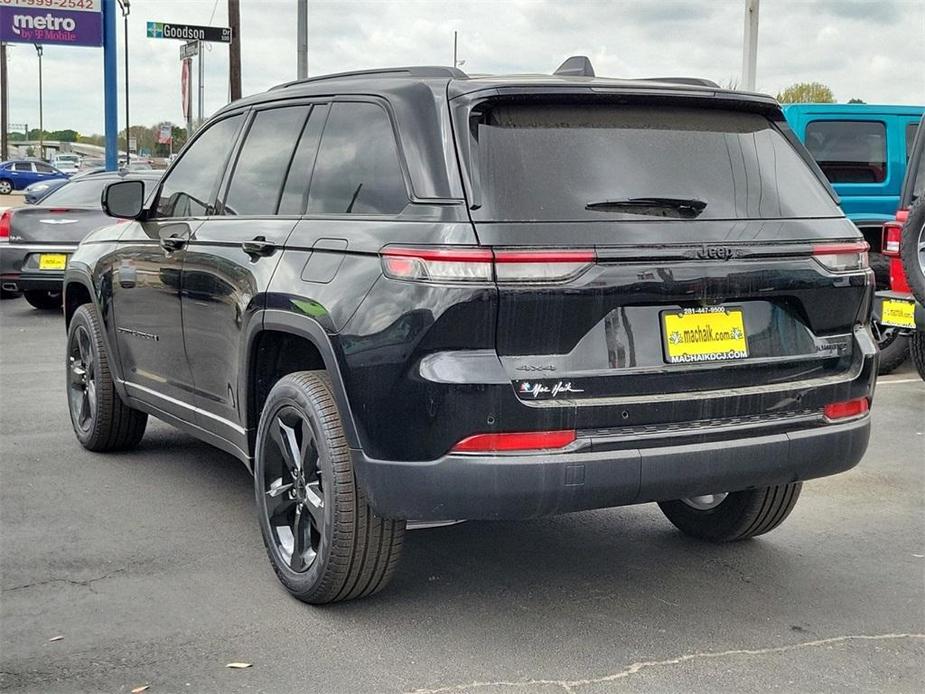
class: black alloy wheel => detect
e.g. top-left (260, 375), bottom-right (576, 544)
top-left (68, 322), bottom-right (97, 435)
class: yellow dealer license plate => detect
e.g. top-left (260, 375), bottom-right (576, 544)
top-left (881, 298), bottom-right (916, 329)
top-left (662, 307), bottom-right (749, 364)
top-left (38, 253), bottom-right (68, 271)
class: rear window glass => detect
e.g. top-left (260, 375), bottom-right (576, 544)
top-left (805, 120), bottom-right (886, 183)
top-left (469, 105), bottom-right (841, 222)
top-left (42, 179), bottom-right (111, 207)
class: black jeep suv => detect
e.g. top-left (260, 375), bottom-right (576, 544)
top-left (64, 60), bottom-right (876, 604)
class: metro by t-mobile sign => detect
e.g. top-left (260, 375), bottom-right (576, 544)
top-left (0, 0), bottom-right (103, 47)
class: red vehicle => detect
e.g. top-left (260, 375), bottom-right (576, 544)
top-left (877, 114), bottom-right (925, 377)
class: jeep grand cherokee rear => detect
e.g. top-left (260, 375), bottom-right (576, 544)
top-left (350, 90), bottom-right (875, 534)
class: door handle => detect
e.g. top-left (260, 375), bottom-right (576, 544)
top-left (160, 235), bottom-right (187, 252)
top-left (242, 236), bottom-right (276, 258)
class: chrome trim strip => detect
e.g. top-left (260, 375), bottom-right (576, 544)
top-left (2, 244), bottom-right (80, 252)
top-left (120, 380), bottom-right (246, 434)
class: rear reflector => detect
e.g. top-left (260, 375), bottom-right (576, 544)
top-left (812, 241), bottom-right (869, 272)
top-left (381, 246), bottom-right (596, 283)
top-left (823, 397), bottom-right (869, 421)
top-left (451, 430), bottom-right (577, 453)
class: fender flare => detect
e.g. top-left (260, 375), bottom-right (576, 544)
top-left (244, 308), bottom-right (363, 450)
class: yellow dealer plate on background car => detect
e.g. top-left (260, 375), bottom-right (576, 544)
top-left (881, 299), bottom-right (916, 329)
top-left (38, 254), bottom-right (68, 271)
top-left (662, 307), bottom-right (749, 364)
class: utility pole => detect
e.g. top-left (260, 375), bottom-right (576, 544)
top-left (0, 43), bottom-right (8, 161)
top-left (453, 31), bottom-right (457, 68)
top-left (118, 0), bottom-right (130, 165)
top-left (34, 44), bottom-right (43, 160)
top-left (297, 0), bottom-right (308, 79)
top-left (741, 0), bottom-right (759, 91)
top-left (228, 0), bottom-right (241, 101)
top-left (198, 40), bottom-right (204, 125)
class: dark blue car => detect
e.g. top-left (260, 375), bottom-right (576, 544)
top-left (0, 160), bottom-right (70, 195)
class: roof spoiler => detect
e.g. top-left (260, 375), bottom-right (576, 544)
top-left (554, 56), bottom-right (595, 77)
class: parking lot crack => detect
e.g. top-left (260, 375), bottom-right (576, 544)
top-left (406, 633), bottom-right (925, 693)
top-left (3, 568), bottom-right (126, 594)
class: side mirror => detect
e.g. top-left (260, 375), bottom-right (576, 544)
top-left (102, 180), bottom-right (146, 219)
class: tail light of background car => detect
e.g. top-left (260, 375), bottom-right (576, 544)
top-left (882, 221), bottom-right (903, 257)
top-left (0, 210), bottom-right (10, 240)
top-left (381, 246), bottom-right (597, 283)
top-left (812, 241), bottom-right (869, 272)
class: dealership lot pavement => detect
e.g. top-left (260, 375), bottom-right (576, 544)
top-left (1, 298), bottom-right (923, 693)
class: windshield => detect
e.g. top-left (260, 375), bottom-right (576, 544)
top-left (468, 104), bottom-right (842, 222)
top-left (41, 178), bottom-right (111, 207)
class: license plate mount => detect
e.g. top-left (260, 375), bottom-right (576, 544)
top-left (661, 307), bottom-right (749, 364)
top-left (38, 253), bottom-right (68, 271)
top-left (881, 298), bottom-right (916, 329)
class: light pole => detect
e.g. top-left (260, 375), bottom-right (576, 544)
top-left (34, 44), bottom-right (43, 160)
top-left (118, 0), bottom-right (130, 165)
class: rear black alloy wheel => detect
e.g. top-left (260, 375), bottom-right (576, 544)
top-left (24, 290), bottom-right (63, 310)
top-left (254, 372), bottom-right (405, 604)
top-left (658, 482), bottom-right (802, 542)
top-left (66, 305), bottom-right (147, 451)
top-left (871, 321), bottom-right (909, 375)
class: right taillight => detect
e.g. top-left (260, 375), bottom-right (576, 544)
top-left (812, 241), bottom-right (869, 272)
top-left (0, 210), bottom-right (10, 240)
top-left (882, 221), bottom-right (902, 257)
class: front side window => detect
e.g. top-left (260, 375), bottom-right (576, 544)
top-left (307, 102), bottom-right (408, 215)
top-left (805, 120), bottom-right (887, 184)
top-left (156, 114), bottom-right (243, 218)
top-left (223, 106), bottom-right (310, 216)
top-left (35, 163), bottom-right (54, 173)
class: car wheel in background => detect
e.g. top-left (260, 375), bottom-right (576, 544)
top-left (24, 290), bottom-right (63, 311)
top-left (658, 483), bottom-right (802, 542)
top-left (909, 332), bottom-right (925, 381)
top-left (900, 198), bottom-right (925, 306)
top-left (1, 289), bottom-right (21, 300)
top-left (254, 371), bottom-right (405, 604)
top-left (872, 323), bottom-right (909, 375)
top-left (66, 305), bottom-right (147, 451)
top-left (0, 179), bottom-right (12, 195)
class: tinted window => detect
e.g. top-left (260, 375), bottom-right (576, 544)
top-left (307, 102), bottom-right (408, 215)
top-left (157, 114), bottom-right (243, 218)
top-left (913, 150), bottom-right (925, 201)
top-left (35, 163), bottom-right (55, 173)
top-left (470, 104), bottom-right (841, 222)
top-left (278, 106), bottom-right (326, 215)
top-left (41, 178), bottom-right (112, 207)
top-left (805, 120), bottom-right (886, 183)
top-left (13, 163), bottom-right (32, 172)
top-left (906, 123), bottom-right (919, 161)
top-left (223, 106), bottom-right (310, 215)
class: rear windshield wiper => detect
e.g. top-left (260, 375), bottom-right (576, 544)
top-left (585, 197), bottom-right (707, 219)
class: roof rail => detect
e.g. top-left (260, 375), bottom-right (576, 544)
top-left (272, 65), bottom-right (468, 90)
top-left (554, 56), bottom-right (595, 77)
top-left (637, 77), bottom-right (721, 88)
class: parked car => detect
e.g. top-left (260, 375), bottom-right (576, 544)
top-left (23, 178), bottom-right (70, 204)
top-left (51, 153), bottom-right (82, 175)
top-left (784, 104), bottom-right (924, 372)
top-left (0, 159), bottom-right (70, 194)
top-left (878, 114), bottom-right (925, 377)
top-left (0, 171), bottom-right (161, 308)
top-left (64, 60), bottom-right (875, 604)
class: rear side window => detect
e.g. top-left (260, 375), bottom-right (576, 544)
top-left (307, 102), bottom-right (408, 215)
top-left (468, 104), bottom-right (841, 222)
top-left (223, 106), bottom-right (310, 215)
top-left (805, 120), bottom-right (886, 183)
top-left (906, 122), bottom-right (919, 161)
top-left (278, 106), bottom-right (327, 215)
top-left (12, 163), bottom-right (32, 172)
top-left (157, 114), bottom-right (243, 218)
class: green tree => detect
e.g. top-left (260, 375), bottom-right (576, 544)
top-left (847, 98), bottom-right (866, 104)
top-left (776, 82), bottom-right (836, 104)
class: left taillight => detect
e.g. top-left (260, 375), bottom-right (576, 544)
top-left (0, 210), bottom-right (11, 240)
top-left (812, 241), bottom-right (869, 273)
top-left (882, 221), bottom-right (902, 257)
top-left (380, 246), bottom-right (597, 284)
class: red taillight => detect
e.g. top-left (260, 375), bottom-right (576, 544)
top-left (0, 210), bottom-right (10, 239)
top-left (381, 246), bottom-right (596, 283)
top-left (451, 430), bottom-right (577, 453)
top-left (823, 397), bottom-right (869, 421)
top-left (812, 241), bottom-right (869, 272)
top-left (882, 221), bottom-right (902, 257)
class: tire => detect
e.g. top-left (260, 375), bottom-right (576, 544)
top-left (0, 179), bottom-right (12, 195)
top-left (66, 305), bottom-right (147, 451)
top-left (868, 251), bottom-right (890, 291)
top-left (24, 290), bottom-right (63, 310)
top-left (254, 371), bottom-right (405, 604)
top-left (910, 332), bottom-right (925, 381)
top-left (900, 197), bottom-right (925, 306)
top-left (1, 289), bottom-right (20, 300)
top-left (658, 483), bottom-right (802, 542)
top-left (874, 326), bottom-right (909, 375)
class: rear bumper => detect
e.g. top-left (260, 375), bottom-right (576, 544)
top-left (873, 290), bottom-right (925, 332)
top-left (0, 244), bottom-right (73, 293)
top-left (353, 415), bottom-right (870, 520)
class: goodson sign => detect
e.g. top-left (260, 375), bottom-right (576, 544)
top-left (0, 1), bottom-right (102, 47)
top-left (146, 21), bottom-right (232, 43)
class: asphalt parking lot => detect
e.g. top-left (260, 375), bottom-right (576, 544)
top-left (1, 297), bottom-right (923, 693)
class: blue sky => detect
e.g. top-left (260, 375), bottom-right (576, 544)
top-left (4, 0), bottom-right (924, 135)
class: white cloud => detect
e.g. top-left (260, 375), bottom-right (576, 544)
top-left (4, 0), bottom-right (923, 136)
